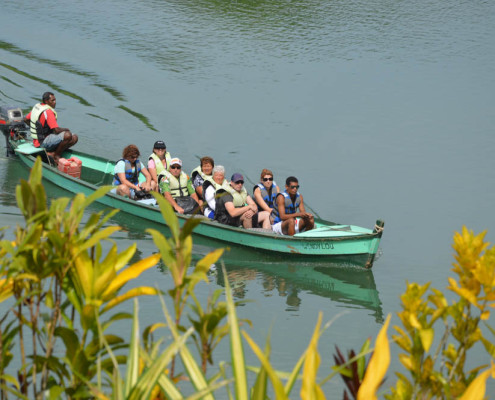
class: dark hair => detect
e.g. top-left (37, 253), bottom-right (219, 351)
top-left (286, 176), bottom-right (298, 186)
top-left (200, 156), bottom-right (214, 168)
top-left (123, 144), bottom-right (140, 160)
top-left (260, 168), bottom-right (273, 181)
top-left (42, 92), bottom-right (54, 103)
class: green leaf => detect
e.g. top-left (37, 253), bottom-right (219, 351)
top-left (79, 227), bottom-right (122, 252)
top-left (54, 327), bottom-right (79, 361)
top-left (179, 217), bottom-right (202, 241)
top-left (358, 338), bottom-right (371, 380)
top-left (84, 186), bottom-right (113, 208)
top-left (147, 229), bottom-right (177, 279)
top-left (151, 192), bottom-right (179, 241)
top-left (127, 327), bottom-right (195, 400)
top-left (125, 300), bottom-right (140, 397)
top-left (242, 331), bottom-right (288, 400)
top-left (222, 264), bottom-right (248, 400)
top-left (251, 337), bottom-right (270, 400)
top-left (159, 295), bottom-right (214, 400)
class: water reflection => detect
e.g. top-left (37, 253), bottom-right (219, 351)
top-left (0, 157), bottom-right (30, 207)
top-left (214, 259), bottom-right (383, 323)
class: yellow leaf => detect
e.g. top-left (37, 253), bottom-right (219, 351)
top-left (448, 278), bottom-right (479, 306)
top-left (0, 278), bottom-right (14, 302)
top-left (480, 310), bottom-right (490, 320)
top-left (74, 252), bottom-right (94, 298)
top-left (101, 287), bottom-right (160, 313)
top-left (459, 363), bottom-right (495, 400)
top-left (398, 354), bottom-right (413, 371)
top-left (408, 313), bottom-right (421, 330)
top-left (357, 314), bottom-right (391, 400)
top-left (301, 312), bottom-right (326, 400)
top-left (102, 253), bottom-right (160, 297)
top-left (419, 328), bottom-right (434, 352)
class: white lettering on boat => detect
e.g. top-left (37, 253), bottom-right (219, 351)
top-left (302, 242), bottom-right (334, 250)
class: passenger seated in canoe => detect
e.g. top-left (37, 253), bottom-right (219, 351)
top-left (113, 144), bottom-right (154, 199)
top-left (271, 176), bottom-right (314, 236)
top-left (202, 165), bottom-right (230, 219)
top-left (147, 140), bottom-right (172, 188)
top-left (24, 91), bottom-right (78, 164)
top-left (158, 158), bottom-right (201, 214)
top-left (213, 172), bottom-right (271, 229)
top-left (253, 168), bottom-right (279, 221)
top-left (191, 156), bottom-right (214, 200)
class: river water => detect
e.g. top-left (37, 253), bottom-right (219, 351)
top-left (1, 0), bottom-right (495, 397)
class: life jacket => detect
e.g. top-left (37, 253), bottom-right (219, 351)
top-left (158, 170), bottom-right (190, 197)
top-left (113, 159), bottom-right (142, 185)
top-left (226, 185), bottom-right (248, 207)
top-left (202, 178), bottom-right (231, 216)
top-left (202, 178), bottom-right (231, 197)
top-left (191, 166), bottom-right (213, 184)
top-left (29, 103), bottom-right (57, 142)
top-left (272, 190), bottom-right (301, 223)
top-left (253, 181), bottom-right (278, 210)
top-left (148, 152), bottom-right (169, 176)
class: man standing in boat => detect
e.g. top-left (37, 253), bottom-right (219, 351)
top-left (25, 92), bottom-right (78, 164)
top-left (271, 176), bottom-right (314, 236)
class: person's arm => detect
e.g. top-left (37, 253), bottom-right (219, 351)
top-left (246, 195), bottom-right (258, 213)
top-left (205, 186), bottom-right (216, 210)
top-left (298, 195), bottom-right (313, 219)
top-left (187, 179), bottom-right (202, 205)
top-left (43, 110), bottom-right (70, 133)
top-left (225, 201), bottom-right (254, 218)
top-left (140, 166), bottom-right (152, 191)
top-left (164, 191), bottom-right (184, 214)
top-left (117, 172), bottom-right (140, 191)
top-left (192, 175), bottom-right (204, 198)
top-left (253, 187), bottom-right (272, 213)
top-left (276, 195), bottom-right (299, 221)
top-left (148, 159), bottom-right (158, 185)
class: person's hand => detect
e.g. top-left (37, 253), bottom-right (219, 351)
top-left (245, 210), bottom-right (254, 218)
top-left (175, 206), bottom-right (185, 214)
top-left (250, 204), bottom-right (257, 212)
top-left (142, 182), bottom-right (151, 192)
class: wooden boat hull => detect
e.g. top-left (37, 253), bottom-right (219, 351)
top-left (8, 139), bottom-right (384, 268)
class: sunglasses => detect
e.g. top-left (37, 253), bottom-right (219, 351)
top-left (235, 180), bottom-right (244, 185)
top-left (290, 185), bottom-right (300, 189)
top-left (263, 177), bottom-right (273, 182)
top-left (170, 165), bottom-right (181, 169)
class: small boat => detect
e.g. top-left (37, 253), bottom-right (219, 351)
top-left (1, 107), bottom-right (384, 268)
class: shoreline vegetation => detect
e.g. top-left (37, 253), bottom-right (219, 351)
top-left (0, 158), bottom-right (494, 399)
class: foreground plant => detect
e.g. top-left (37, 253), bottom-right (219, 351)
top-left (0, 158), bottom-right (161, 399)
top-left (2, 157), bottom-right (495, 400)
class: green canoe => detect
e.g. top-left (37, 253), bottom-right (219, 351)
top-left (7, 139), bottom-right (385, 268)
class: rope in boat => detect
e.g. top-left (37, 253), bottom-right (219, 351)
top-left (374, 224), bottom-right (384, 234)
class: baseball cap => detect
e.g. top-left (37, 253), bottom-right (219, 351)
top-left (170, 157), bottom-right (182, 166)
top-left (231, 173), bottom-right (244, 182)
top-left (153, 140), bottom-right (166, 149)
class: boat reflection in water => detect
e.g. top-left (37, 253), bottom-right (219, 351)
top-left (212, 256), bottom-right (383, 323)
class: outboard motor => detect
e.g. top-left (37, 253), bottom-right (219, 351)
top-left (0, 106), bottom-right (27, 156)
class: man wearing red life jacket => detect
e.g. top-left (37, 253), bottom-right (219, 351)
top-left (25, 92), bottom-right (78, 163)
